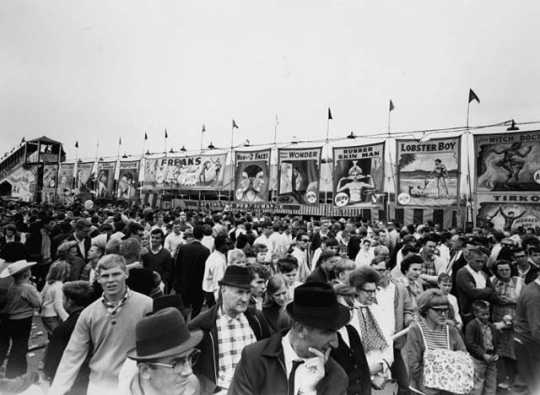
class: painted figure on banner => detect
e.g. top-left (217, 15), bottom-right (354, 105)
top-left (397, 137), bottom-right (460, 206)
top-left (95, 162), bottom-right (116, 199)
top-left (479, 203), bottom-right (540, 231)
top-left (235, 149), bottom-right (271, 203)
top-left (476, 131), bottom-right (540, 192)
top-left (117, 162), bottom-right (139, 200)
top-left (143, 155), bottom-right (225, 190)
top-left (332, 143), bottom-right (384, 208)
top-left (278, 148), bottom-right (321, 204)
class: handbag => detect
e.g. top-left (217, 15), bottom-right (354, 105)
top-left (419, 324), bottom-right (474, 394)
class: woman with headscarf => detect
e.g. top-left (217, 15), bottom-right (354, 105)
top-left (406, 289), bottom-right (468, 395)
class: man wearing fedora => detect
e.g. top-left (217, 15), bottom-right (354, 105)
top-left (49, 254), bottom-right (153, 395)
top-left (188, 265), bottom-right (271, 395)
top-left (228, 282), bottom-right (349, 395)
top-left (121, 307), bottom-right (203, 395)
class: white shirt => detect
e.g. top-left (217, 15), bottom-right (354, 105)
top-left (281, 332), bottom-right (317, 395)
top-left (391, 249), bottom-right (406, 281)
top-left (269, 232), bottom-right (289, 258)
top-left (201, 235), bottom-right (215, 252)
top-left (438, 244), bottom-right (450, 270)
top-left (371, 282), bottom-right (396, 342)
top-left (202, 250), bottom-right (227, 298)
top-left (465, 264), bottom-right (487, 289)
top-left (355, 248), bottom-right (374, 268)
top-left (164, 232), bottom-right (184, 255)
top-left (291, 246), bottom-right (310, 282)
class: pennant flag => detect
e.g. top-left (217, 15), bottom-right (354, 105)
top-left (165, 129), bottom-right (168, 138)
top-left (389, 100), bottom-right (395, 112)
top-left (20, 137), bottom-right (25, 144)
top-left (118, 137), bottom-right (122, 145)
top-left (328, 107), bottom-right (333, 120)
top-left (468, 89), bottom-right (480, 104)
top-left (202, 124), bottom-right (206, 133)
top-left (75, 141), bottom-right (79, 149)
top-left (232, 119), bottom-right (239, 129)
top-left (144, 131), bottom-right (148, 140)
top-left (275, 114), bottom-right (279, 126)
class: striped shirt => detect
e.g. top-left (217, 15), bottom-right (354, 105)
top-left (418, 318), bottom-right (449, 350)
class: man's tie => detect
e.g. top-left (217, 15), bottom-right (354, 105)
top-left (289, 360), bottom-right (304, 395)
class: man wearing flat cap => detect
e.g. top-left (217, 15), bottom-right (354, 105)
top-left (228, 282), bottom-right (349, 395)
top-left (122, 307), bottom-right (203, 395)
top-left (188, 265), bottom-right (270, 394)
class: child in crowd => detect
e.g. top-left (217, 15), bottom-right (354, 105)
top-left (465, 300), bottom-right (499, 395)
top-left (438, 273), bottom-right (463, 330)
top-left (277, 255), bottom-right (300, 302)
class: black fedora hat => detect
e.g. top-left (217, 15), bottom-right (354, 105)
top-left (218, 265), bottom-right (252, 289)
top-left (286, 282), bottom-right (350, 331)
top-left (128, 307), bottom-right (202, 361)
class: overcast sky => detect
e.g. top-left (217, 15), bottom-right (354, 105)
top-left (1, 0), bottom-right (539, 161)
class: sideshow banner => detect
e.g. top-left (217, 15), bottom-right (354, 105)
top-left (42, 164), bottom-right (58, 203)
top-left (95, 161), bottom-right (116, 199)
top-left (396, 137), bottom-right (460, 206)
top-left (117, 161), bottom-right (140, 199)
top-left (57, 163), bottom-right (75, 204)
top-left (278, 147), bottom-right (321, 204)
top-left (0, 166), bottom-right (37, 202)
top-left (475, 131), bottom-right (540, 197)
top-left (75, 162), bottom-right (96, 194)
top-left (479, 203), bottom-right (540, 231)
top-left (143, 154), bottom-right (226, 190)
top-left (234, 149), bottom-right (271, 203)
top-left (332, 143), bottom-right (385, 207)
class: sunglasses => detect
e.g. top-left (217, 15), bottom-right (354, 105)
top-left (148, 349), bottom-right (201, 370)
top-left (430, 307), bottom-right (449, 315)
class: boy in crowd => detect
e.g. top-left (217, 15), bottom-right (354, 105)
top-left (438, 273), bottom-right (462, 330)
top-left (465, 300), bottom-right (499, 395)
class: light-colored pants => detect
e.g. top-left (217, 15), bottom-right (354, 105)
top-left (471, 358), bottom-right (497, 395)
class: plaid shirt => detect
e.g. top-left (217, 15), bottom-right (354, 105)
top-left (216, 308), bottom-right (256, 389)
top-left (101, 288), bottom-right (130, 316)
top-left (421, 253), bottom-right (437, 276)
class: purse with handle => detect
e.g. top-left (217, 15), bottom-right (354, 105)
top-left (419, 324), bottom-right (474, 394)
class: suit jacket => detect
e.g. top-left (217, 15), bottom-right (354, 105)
top-left (173, 240), bottom-right (210, 299)
top-left (188, 304), bottom-right (271, 395)
top-left (228, 331), bottom-right (348, 395)
top-left (455, 266), bottom-right (495, 322)
top-left (522, 264), bottom-right (539, 285)
top-left (331, 325), bottom-right (371, 395)
top-left (464, 318), bottom-right (500, 360)
top-left (392, 281), bottom-right (415, 349)
top-left (66, 234), bottom-right (92, 262)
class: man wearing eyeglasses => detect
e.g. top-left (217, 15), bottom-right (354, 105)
top-left (123, 307), bottom-right (203, 395)
top-left (514, 247), bottom-right (539, 284)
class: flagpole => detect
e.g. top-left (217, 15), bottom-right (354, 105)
top-left (387, 102), bottom-right (394, 222)
top-left (230, 123), bottom-right (234, 203)
top-left (200, 125), bottom-right (205, 153)
top-left (465, 100), bottom-right (474, 228)
top-left (325, 109), bottom-right (331, 204)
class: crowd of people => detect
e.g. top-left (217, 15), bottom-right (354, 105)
top-left (0, 199), bottom-right (539, 395)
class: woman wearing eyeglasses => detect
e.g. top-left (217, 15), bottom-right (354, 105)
top-left (406, 289), bottom-right (468, 395)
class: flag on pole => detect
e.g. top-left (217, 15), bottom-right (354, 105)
top-left (468, 89), bottom-right (480, 103)
top-left (144, 131), bottom-right (148, 140)
top-left (164, 129), bottom-right (168, 139)
top-left (75, 141), bottom-right (79, 149)
top-left (389, 100), bottom-right (395, 112)
top-left (118, 137), bottom-right (122, 145)
top-left (202, 124), bottom-right (206, 133)
top-left (232, 119), bottom-right (239, 129)
top-left (328, 108), bottom-right (333, 120)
